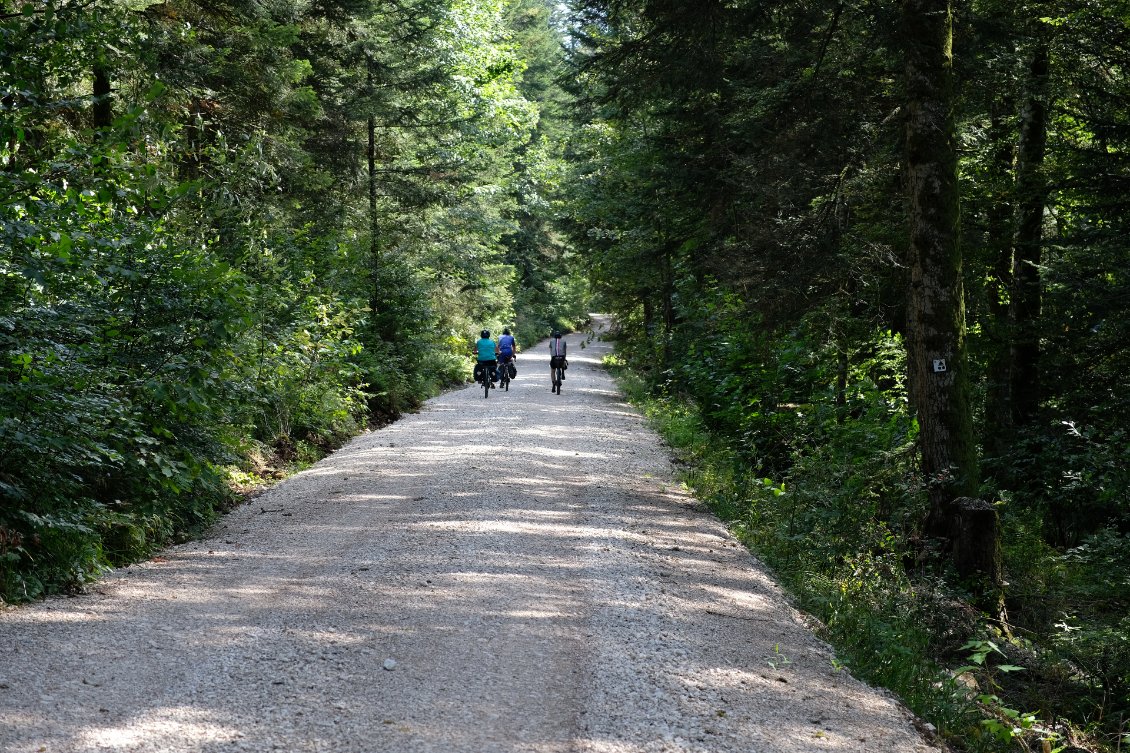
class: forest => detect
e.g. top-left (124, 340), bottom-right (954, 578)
top-left (2, 0), bottom-right (1129, 751)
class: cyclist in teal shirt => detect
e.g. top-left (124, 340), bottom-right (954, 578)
top-left (474, 329), bottom-right (498, 385)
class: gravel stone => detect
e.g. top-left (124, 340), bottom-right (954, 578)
top-left (0, 318), bottom-right (944, 753)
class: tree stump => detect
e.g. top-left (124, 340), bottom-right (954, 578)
top-left (951, 497), bottom-right (1001, 583)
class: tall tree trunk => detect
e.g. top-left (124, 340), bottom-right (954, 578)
top-left (901, 0), bottom-right (992, 582)
top-left (642, 296), bottom-right (655, 365)
top-left (367, 56), bottom-right (381, 320)
top-left (92, 58), bottom-right (113, 129)
top-left (983, 102), bottom-right (1015, 461)
top-left (1009, 43), bottom-right (1050, 427)
top-left (661, 247), bottom-right (674, 371)
top-left (835, 339), bottom-right (849, 417)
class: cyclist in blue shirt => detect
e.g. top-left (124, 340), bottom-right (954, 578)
top-left (497, 328), bottom-right (517, 378)
top-left (474, 329), bottom-right (498, 385)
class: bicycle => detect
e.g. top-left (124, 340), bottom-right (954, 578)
top-left (551, 357), bottom-right (566, 394)
top-left (498, 355), bottom-right (514, 391)
top-left (476, 361), bottom-right (496, 399)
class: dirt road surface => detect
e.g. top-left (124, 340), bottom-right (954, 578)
top-left (0, 320), bottom-right (941, 753)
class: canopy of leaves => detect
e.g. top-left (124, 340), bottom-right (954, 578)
top-left (0, 0), bottom-right (586, 601)
top-left (561, 0), bottom-right (1130, 749)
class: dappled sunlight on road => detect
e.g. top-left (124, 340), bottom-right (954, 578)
top-left (504, 446), bottom-right (612, 460)
top-left (0, 321), bottom-right (934, 753)
top-left (80, 708), bottom-right (242, 750)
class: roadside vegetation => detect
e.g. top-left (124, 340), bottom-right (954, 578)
top-left (569, 2), bottom-right (1130, 750)
top-left (605, 338), bottom-right (1128, 753)
top-left (0, 0), bottom-right (586, 603)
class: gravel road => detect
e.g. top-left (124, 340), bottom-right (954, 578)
top-left (0, 320), bottom-right (943, 753)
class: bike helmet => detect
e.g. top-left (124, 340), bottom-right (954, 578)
top-left (552, 330), bottom-right (561, 338)
top-left (481, 329), bottom-right (490, 338)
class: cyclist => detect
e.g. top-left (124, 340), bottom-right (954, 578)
top-left (549, 330), bottom-right (567, 390)
top-left (474, 329), bottom-right (498, 386)
top-left (498, 328), bottom-right (517, 378)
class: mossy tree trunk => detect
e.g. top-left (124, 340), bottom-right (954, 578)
top-left (367, 54), bottom-right (381, 322)
top-left (983, 103), bottom-right (1015, 461)
top-left (92, 58), bottom-right (112, 130)
top-left (1009, 42), bottom-right (1050, 427)
top-left (901, 0), bottom-right (996, 583)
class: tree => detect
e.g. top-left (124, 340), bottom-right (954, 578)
top-left (1008, 38), bottom-right (1050, 428)
top-left (900, 0), bottom-right (996, 582)
top-left (0, 0), bottom-right (568, 600)
top-left (500, 0), bottom-right (588, 339)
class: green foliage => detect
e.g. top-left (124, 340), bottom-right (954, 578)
top-left (244, 293), bottom-right (366, 443)
top-left (565, 0), bottom-right (1130, 749)
top-left (1039, 531), bottom-right (1130, 724)
top-left (0, 0), bottom-right (583, 603)
top-left (1, 107), bottom-right (241, 593)
top-left (500, 0), bottom-right (589, 344)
